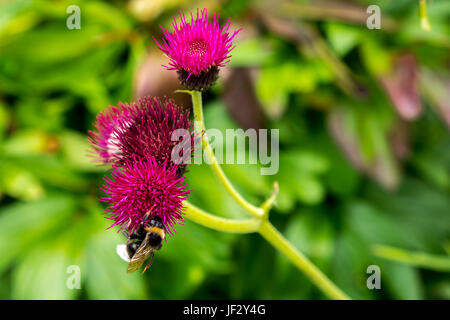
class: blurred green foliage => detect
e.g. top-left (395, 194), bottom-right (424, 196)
top-left (0, 0), bottom-right (449, 299)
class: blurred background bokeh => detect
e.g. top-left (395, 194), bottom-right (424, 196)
top-left (0, 0), bottom-right (449, 299)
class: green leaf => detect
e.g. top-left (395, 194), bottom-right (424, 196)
top-left (360, 37), bottom-right (392, 75)
top-left (380, 261), bottom-right (424, 300)
top-left (275, 150), bottom-right (329, 205)
top-left (0, 101), bottom-right (10, 140)
top-left (152, 221), bottom-right (232, 298)
top-left (2, 155), bottom-right (89, 191)
top-left (85, 229), bottom-right (147, 300)
top-left (283, 209), bottom-right (334, 265)
top-left (12, 246), bottom-right (75, 299)
top-left (60, 130), bottom-right (104, 172)
top-left (274, 210), bottom-right (334, 298)
top-left (325, 23), bottom-right (360, 57)
top-left (294, 176), bottom-right (325, 205)
top-left (2, 129), bottom-right (49, 156)
top-left (332, 232), bottom-right (375, 300)
top-left (229, 38), bottom-right (274, 67)
top-left (0, 163), bottom-right (44, 200)
top-left (0, 195), bottom-right (76, 273)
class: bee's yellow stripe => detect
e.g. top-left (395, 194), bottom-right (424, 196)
top-left (144, 226), bottom-right (165, 239)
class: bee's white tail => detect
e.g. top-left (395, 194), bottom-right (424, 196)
top-left (116, 244), bottom-right (131, 262)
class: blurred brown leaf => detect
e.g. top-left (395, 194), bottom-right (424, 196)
top-left (328, 108), bottom-right (400, 190)
top-left (380, 54), bottom-right (422, 121)
top-left (133, 49), bottom-right (191, 109)
top-left (223, 68), bottom-right (266, 130)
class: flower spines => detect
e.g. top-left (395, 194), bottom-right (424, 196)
top-left (92, 97), bottom-right (195, 234)
top-left (88, 102), bottom-right (138, 164)
top-left (93, 7), bottom-right (242, 235)
top-left (101, 157), bottom-right (191, 235)
top-left (89, 96), bottom-right (195, 175)
top-left (154, 8), bottom-right (241, 91)
top-left (118, 97), bottom-right (195, 175)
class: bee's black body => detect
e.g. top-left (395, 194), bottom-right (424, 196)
top-left (123, 215), bottom-right (166, 273)
top-left (127, 216), bottom-right (164, 258)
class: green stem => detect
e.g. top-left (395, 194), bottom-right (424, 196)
top-left (372, 244), bottom-right (450, 272)
top-left (184, 200), bottom-right (350, 300)
top-left (179, 90), bottom-right (351, 300)
top-left (184, 201), bottom-right (261, 233)
top-left (191, 90), bottom-right (264, 218)
top-left (261, 182), bottom-right (279, 218)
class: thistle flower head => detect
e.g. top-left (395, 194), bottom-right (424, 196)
top-left (118, 96), bottom-right (195, 175)
top-left (154, 8), bottom-right (241, 91)
top-left (101, 156), bottom-right (190, 235)
top-left (88, 103), bottom-right (137, 164)
top-left (89, 97), bottom-right (194, 173)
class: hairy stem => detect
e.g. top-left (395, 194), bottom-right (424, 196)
top-left (372, 244), bottom-right (450, 272)
top-left (191, 90), bottom-right (264, 218)
top-left (179, 90), bottom-right (351, 300)
top-left (184, 201), bottom-right (261, 233)
top-left (184, 200), bottom-right (350, 300)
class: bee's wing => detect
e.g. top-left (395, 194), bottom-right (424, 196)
top-left (116, 244), bottom-right (131, 262)
top-left (126, 235), bottom-right (153, 274)
top-left (142, 251), bottom-right (155, 274)
top-left (126, 246), bottom-right (153, 273)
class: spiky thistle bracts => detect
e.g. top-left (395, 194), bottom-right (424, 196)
top-left (118, 96), bottom-right (195, 175)
top-left (88, 102), bottom-right (137, 164)
top-left (90, 96), bottom-right (195, 234)
top-left (89, 96), bottom-right (195, 174)
top-left (101, 157), bottom-right (191, 235)
top-left (154, 8), bottom-right (241, 91)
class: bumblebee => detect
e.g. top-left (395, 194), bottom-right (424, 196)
top-left (116, 214), bottom-right (166, 274)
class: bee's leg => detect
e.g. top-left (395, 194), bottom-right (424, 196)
top-left (142, 251), bottom-right (154, 274)
top-left (126, 241), bottom-right (141, 259)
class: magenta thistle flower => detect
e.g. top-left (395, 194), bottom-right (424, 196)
top-left (89, 96), bottom-right (195, 174)
top-left (118, 96), bottom-right (195, 175)
top-left (101, 156), bottom-right (191, 235)
top-left (154, 8), bottom-right (241, 91)
top-left (88, 102), bottom-right (137, 164)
